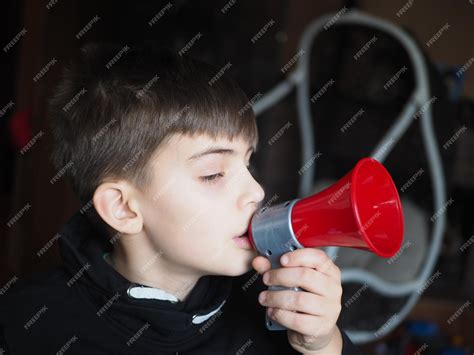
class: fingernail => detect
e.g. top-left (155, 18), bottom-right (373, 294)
top-left (259, 292), bottom-right (267, 304)
top-left (281, 255), bottom-right (289, 265)
top-left (262, 273), bottom-right (269, 285)
top-left (267, 307), bottom-right (274, 317)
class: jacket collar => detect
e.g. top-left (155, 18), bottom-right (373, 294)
top-left (57, 210), bottom-right (233, 351)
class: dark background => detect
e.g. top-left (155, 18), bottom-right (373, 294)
top-left (1, 0), bottom-right (474, 353)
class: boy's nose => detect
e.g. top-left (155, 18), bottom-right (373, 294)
top-left (239, 171), bottom-right (265, 211)
top-left (249, 178), bottom-right (265, 209)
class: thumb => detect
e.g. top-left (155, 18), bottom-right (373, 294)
top-left (252, 255), bottom-right (272, 274)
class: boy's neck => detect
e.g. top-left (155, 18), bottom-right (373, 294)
top-left (105, 238), bottom-right (200, 302)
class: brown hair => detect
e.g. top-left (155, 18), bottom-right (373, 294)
top-left (48, 42), bottom-right (258, 206)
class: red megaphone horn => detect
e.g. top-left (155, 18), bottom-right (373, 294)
top-left (247, 157), bottom-right (404, 330)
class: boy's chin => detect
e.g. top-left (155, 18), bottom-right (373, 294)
top-left (214, 252), bottom-right (258, 277)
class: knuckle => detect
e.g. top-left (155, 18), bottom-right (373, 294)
top-left (313, 248), bottom-right (326, 257)
top-left (272, 308), bottom-right (281, 322)
top-left (298, 267), bottom-right (311, 283)
top-left (294, 292), bottom-right (306, 309)
top-left (283, 292), bottom-right (293, 309)
top-left (315, 248), bottom-right (329, 261)
top-left (321, 258), bottom-right (333, 272)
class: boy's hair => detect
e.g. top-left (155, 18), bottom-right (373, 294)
top-left (47, 42), bottom-right (258, 232)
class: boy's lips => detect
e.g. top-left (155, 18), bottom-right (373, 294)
top-left (233, 229), bottom-right (248, 239)
top-left (232, 229), bottom-right (253, 249)
top-left (233, 211), bottom-right (256, 240)
top-left (233, 235), bottom-right (252, 249)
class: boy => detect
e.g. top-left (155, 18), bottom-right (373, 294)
top-left (0, 43), bottom-right (361, 354)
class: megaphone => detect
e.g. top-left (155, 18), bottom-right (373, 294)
top-left (247, 157), bottom-right (404, 330)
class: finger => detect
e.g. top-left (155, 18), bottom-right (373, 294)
top-left (262, 267), bottom-right (341, 298)
top-left (252, 255), bottom-right (271, 274)
top-left (259, 289), bottom-right (330, 315)
top-left (280, 248), bottom-right (340, 280)
top-left (266, 307), bottom-right (325, 337)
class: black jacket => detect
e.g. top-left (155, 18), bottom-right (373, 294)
top-left (0, 211), bottom-right (362, 354)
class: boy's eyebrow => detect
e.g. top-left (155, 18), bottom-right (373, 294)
top-left (187, 146), bottom-right (254, 162)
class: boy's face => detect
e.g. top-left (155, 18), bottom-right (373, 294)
top-left (137, 133), bottom-right (265, 278)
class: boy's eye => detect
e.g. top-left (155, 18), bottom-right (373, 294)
top-left (201, 173), bottom-right (224, 184)
top-left (200, 165), bottom-right (256, 184)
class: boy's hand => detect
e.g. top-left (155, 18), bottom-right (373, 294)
top-left (252, 249), bottom-right (343, 354)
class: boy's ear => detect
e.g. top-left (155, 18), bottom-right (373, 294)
top-left (93, 181), bottom-right (143, 235)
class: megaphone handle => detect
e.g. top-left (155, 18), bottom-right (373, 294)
top-left (251, 198), bottom-right (304, 331)
top-left (265, 283), bottom-right (303, 331)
